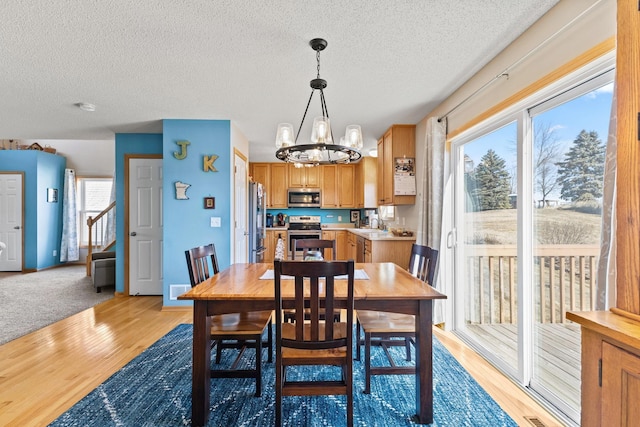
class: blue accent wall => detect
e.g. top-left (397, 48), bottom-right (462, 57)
top-left (0, 150), bottom-right (65, 270)
top-left (114, 133), bottom-right (163, 293)
top-left (162, 119), bottom-right (231, 307)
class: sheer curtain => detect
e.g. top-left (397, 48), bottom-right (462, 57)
top-left (596, 82), bottom-right (617, 310)
top-left (416, 116), bottom-right (448, 324)
top-left (103, 176), bottom-right (116, 245)
top-left (60, 168), bottom-right (79, 262)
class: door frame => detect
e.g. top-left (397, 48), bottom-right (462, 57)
top-left (124, 154), bottom-right (163, 296)
top-left (233, 148), bottom-right (249, 264)
top-left (0, 172), bottom-right (24, 272)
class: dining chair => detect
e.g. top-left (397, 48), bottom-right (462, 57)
top-left (355, 243), bottom-right (438, 394)
top-left (274, 259), bottom-right (355, 427)
top-left (185, 243), bottom-right (273, 397)
top-left (284, 239), bottom-right (341, 323)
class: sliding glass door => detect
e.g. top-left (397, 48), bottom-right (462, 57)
top-left (451, 61), bottom-right (613, 425)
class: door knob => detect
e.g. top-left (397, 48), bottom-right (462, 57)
top-left (130, 232), bottom-right (137, 236)
top-left (13, 226), bottom-right (20, 229)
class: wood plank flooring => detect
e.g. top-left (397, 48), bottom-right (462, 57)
top-left (0, 296), bottom-right (565, 426)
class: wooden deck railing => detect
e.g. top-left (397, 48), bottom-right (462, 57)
top-left (465, 244), bottom-right (600, 324)
top-left (85, 201), bottom-right (116, 276)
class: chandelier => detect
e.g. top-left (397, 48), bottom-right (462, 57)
top-left (275, 38), bottom-right (363, 167)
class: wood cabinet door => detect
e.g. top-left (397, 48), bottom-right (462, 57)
top-left (264, 231), bottom-right (275, 263)
top-left (356, 161), bottom-right (364, 208)
top-left (602, 341), bottom-right (640, 426)
top-left (288, 165), bottom-right (305, 187)
top-left (270, 164), bottom-right (288, 208)
top-left (335, 231), bottom-right (348, 260)
top-left (306, 167), bottom-right (320, 187)
top-left (321, 165), bottom-right (338, 207)
top-left (382, 130), bottom-right (394, 204)
top-left (337, 164), bottom-right (356, 207)
top-left (250, 163), bottom-right (270, 207)
top-left (377, 138), bottom-right (385, 206)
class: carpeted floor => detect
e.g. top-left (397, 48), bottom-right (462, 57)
top-left (50, 324), bottom-right (517, 427)
top-left (0, 265), bottom-right (114, 345)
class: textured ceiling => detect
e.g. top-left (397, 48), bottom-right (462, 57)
top-left (0, 0), bottom-right (559, 160)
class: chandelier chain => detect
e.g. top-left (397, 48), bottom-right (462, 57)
top-left (316, 50), bottom-right (321, 79)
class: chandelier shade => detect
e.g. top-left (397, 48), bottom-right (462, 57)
top-left (275, 38), bottom-right (362, 166)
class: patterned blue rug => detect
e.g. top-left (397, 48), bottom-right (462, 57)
top-left (49, 325), bottom-right (517, 426)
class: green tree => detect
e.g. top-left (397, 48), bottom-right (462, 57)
top-left (556, 130), bottom-right (606, 202)
top-left (471, 149), bottom-right (512, 211)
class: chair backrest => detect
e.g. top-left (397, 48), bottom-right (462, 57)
top-left (293, 239), bottom-right (337, 260)
top-left (408, 244), bottom-right (438, 286)
top-left (274, 260), bottom-right (354, 350)
top-left (184, 244), bottom-right (220, 286)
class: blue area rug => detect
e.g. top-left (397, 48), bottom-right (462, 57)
top-left (49, 325), bottom-right (516, 426)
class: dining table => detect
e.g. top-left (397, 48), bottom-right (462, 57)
top-left (178, 262), bottom-right (447, 426)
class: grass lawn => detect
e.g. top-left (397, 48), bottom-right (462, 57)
top-left (466, 207), bottom-right (602, 245)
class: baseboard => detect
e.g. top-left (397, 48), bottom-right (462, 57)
top-left (161, 305), bottom-right (193, 313)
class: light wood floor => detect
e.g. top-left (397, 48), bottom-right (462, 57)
top-left (0, 296), bottom-right (565, 427)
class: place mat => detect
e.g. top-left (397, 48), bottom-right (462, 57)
top-left (259, 269), bottom-right (369, 280)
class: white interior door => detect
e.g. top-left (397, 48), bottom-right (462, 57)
top-left (128, 158), bottom-right (163, 295)
top-left (0, 173), bottom-right (23, 271)
top-left (234, 153), bottom-right (248, 263)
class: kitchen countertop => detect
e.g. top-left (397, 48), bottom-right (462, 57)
top-left (267, 226), bottom-right (416, 241)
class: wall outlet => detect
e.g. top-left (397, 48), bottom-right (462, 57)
top-left (210, 217), bottom-right (221, 227)
top-left (338, 216), bottom-right (342, 222)
top-left (53, 249), bottom-right (57, 257)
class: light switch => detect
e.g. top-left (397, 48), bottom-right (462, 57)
top-left (210, 217), bottom-right (221, 227)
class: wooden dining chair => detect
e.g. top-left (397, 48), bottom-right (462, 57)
top-left (185, 243), bottom-right (273, 397)
top-left (274, 259), bottom-right (355, 427)
top-left (355, 243), bottom-right (438, 394)
top-left (284, 239), bottom-right (341, 323)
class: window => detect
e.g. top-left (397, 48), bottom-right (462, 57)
top-left (451, 56), bottom-right (614, 425)
top-left (77, 177), bottom-right (113, 247)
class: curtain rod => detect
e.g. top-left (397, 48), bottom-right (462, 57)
top-left (437, 0), bottom-right (603, 123)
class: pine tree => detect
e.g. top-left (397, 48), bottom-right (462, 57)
top-left (470, 149), bottom-right (512, 211)
top-left (556, 130), bottom-right (606, 202)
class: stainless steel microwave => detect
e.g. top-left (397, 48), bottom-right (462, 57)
top-left (287, 188), bottom-right (321, 208)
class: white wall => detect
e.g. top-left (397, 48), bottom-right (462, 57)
top-left (21, 139), bottom-right (115, 176)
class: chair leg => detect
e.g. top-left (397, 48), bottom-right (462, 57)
top-left (405, 337), bottom-right (412, 361)
top-left (254, 335), bottom-right (262, 397)
top-left (346, 363), bottom-right (353, 427)
top-left (364, 331), bottom-right (372, 394)
top-left (215, 338), bottom-right (223, 363)
top-left (355, 319), bottom-right (361, 361)
top-left (275, 359), bottom-right (282, 426)
top-left (267, 318), bottom-right (273, 363)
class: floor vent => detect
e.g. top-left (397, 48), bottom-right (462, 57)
top-left (523, 416), bottom-right (548, 427)
top-left (169, 284), bottom-right (191, 300)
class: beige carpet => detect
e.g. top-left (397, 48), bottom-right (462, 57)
top-left (0, 265), bottom-right (114, 345)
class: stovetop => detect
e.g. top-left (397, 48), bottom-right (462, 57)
top-left (288, 215), bottom-right (321, 231)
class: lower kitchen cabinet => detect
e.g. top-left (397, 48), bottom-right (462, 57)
top-left (321, 230), bottom-right (349, 260)
top-left (264, 230), bottom-right (287, 263)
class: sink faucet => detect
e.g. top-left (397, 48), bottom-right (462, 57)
top-left (370, 218), bottom-right (383, 230)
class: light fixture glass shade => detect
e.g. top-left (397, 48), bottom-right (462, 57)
top-left (344, 125), bottom-right (363, 149)
top-left (275, 123), bottom-right (295, 148)
top-left (311, 116), bottom-right (332, 144)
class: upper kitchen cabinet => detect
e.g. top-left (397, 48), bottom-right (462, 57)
top-left (288, 164), bottom-right (320, 188)
top-left (377, 124), bottom-right (416, 206)
top-left (321, 164), bottom-right (356, 208)
top-left (249, 162), bottom-right (288, 208)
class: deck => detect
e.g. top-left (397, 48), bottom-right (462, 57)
top-left (465, 322), bottom-right (581, 410)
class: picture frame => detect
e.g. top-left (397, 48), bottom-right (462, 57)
top-left (47, 188), bottom-right (58, 203)
top-left (350, 210), bottom-right (360, 223)
top-left (204, 197), bottom-right (215, 209)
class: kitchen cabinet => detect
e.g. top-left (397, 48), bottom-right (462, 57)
top-left (377, 124), bottom-right (416, 206)
top-left (250, 163), bottom-right (270, 206)
top-left (269, 163), bottom-right (288, 208)
top-left (265, 230), bottom-right (287, 263)
top-left (356, 156), bottom-right (377, 208)
top-left (353, 232), bottom-right (415, 269)
top-left (288, 164), bottom-right (320, 188)
top-left (321, 230), bottom-right (348, 260)
top-left (321, 164), bottom-right (356, 208)
top-left (347, 232), bottom-right (357, 260)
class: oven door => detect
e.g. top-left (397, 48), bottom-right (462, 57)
top-left (287, 231), bottom-right (323, 260)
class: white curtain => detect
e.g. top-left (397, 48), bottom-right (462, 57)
top-left (103, 176), bottom-right (116, 245)
top-left (416, 116), bottom-right (448, 324)
top-left (595, 81), bottom-right (617, 310)
top-left (60, 168), bottom-right (79, 262)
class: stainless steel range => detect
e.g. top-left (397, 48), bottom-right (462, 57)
top-left (287, 215), bottom-right (322, 260)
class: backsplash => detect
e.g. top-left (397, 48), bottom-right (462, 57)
top-left (266, 208), bottom-right (361, 225)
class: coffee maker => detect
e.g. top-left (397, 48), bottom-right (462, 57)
top-left (276, 213), bottom-right (286, 227)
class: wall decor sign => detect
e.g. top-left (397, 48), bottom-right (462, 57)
top-left (350, 210), bottom-right (360, 223)
top-left (203, 155), bottom-right (219, 172)
top-left (204, 197), bottom-right (215, 209)
top-left (173, 140), bottom-right (190, 160)
top-left (47, 188), bottom-right (58, 203)
top-left (174, 181), bottom-right (191, 199)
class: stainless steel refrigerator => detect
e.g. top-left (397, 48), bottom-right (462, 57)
top-left (248, 182), bottom-right (267, 263)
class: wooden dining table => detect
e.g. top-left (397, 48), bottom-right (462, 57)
top-left (178, 262), bottom-right (446, 426)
